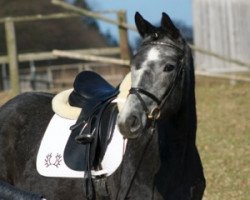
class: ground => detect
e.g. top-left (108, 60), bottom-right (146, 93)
top-left (0, 76), bottom-right (249, 200)
top-left (196, 76), bottom-right (250, 200)
top-left (0, 91), bottom-right (13, 105)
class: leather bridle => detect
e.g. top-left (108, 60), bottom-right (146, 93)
top-left (116, 42), bottom-right (186, 200)
top-left (128, 48), bottom-right (184, 132)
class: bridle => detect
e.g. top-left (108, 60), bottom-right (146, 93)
top-left (115, 42), bottom-right (186, 200)
top-left (129, 42), bottom-right (185, 132)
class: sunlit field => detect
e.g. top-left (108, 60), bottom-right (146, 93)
top-left (196, 76), bottom-right (250, 200)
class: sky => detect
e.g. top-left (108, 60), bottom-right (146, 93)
top-left (85, 0), bottom-right (193, 46)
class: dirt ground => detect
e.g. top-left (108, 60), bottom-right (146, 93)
top-left (0, 91), bottom-right (13, 106)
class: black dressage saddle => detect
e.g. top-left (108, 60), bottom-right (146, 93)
top-left (69, 71), bottom-right (118, 117)
top-left (64, 71), bottom-right (119, 172)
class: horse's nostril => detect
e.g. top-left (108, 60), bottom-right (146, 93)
top-left (128, 115), bottom-right (141, 133)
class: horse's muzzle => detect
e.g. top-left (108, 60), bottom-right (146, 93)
top-left (117, 111), bottom-right (146, 139)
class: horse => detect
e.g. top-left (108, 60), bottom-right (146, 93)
top-left (0, 12), bottom-right (205, 199)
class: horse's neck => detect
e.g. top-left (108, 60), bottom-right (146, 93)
top-left (166, 53), bottom-right (197, 142)
top-left (158, 93), bottom-right (196, 140)
top-left (156, 64), bottom-right (197, 167)
top-left (120, 53), bottom-right (199, 198)
top-left (116, 95), bottom-right (197, 199)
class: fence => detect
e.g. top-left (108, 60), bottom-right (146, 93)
top-left (0, 1), bottom-right (131, 95)
top-left (51, 0), bottom-right (250, 81)
top-left (1, 0), bottom-right (250, 95)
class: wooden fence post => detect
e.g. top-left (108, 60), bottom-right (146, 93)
top-left (117, 10), bottom-right (131, 61)
top-left (1, 64), bottom-right (8, 90)
top-left (5, 19), bottom-right (20, 95)
top-left (0, 64), bottom-right (3, 90)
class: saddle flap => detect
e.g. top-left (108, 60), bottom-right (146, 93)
top-left (96, 103), bottom-right (118, 164)
top-left (64, 103), bottom-right (118, 171)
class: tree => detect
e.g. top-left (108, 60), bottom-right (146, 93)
top-left (0, 0), bottom-right (109, 56)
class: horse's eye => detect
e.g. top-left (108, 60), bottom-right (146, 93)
top-left (164, 64), bottom-right (175, 72)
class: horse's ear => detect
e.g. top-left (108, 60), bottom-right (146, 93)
top-left (135, 12), bottom-right (155, 38)
top-left (161, 12), bottom-right (180, 39)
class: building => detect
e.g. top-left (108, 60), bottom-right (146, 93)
top-left (192, 0), bottom-right (250, 72)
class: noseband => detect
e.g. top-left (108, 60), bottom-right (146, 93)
top-left (129, 44), bottom-right (184, 131)
top-left (129, 88), bottom-right (161, 120)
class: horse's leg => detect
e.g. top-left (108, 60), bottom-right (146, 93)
top-left (0, 180), bottom-right (44, 200)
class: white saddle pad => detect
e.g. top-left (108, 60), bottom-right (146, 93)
top-left (36, 113), bottom-right (126, 178)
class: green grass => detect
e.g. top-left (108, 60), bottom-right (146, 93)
top-left (196, 77), bottom-right (250, 200)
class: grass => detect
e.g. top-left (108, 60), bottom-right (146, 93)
top-left (0, 77), bottom-right (249, 199)
top-left (196, 76), bottom-right (250, 200)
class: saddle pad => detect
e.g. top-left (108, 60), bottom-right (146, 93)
top-left (36, 114), bottom-right (126, 178)
top-left (52, 72), bottom-right (131, 120)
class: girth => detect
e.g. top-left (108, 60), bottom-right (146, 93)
top-left (65, 71), bottom-right (119, 199)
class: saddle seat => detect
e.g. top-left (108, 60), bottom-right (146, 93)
top-left (69, 71), bottom-right (118, 117)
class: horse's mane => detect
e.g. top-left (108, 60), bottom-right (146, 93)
top-left (52, 72), bottom-right (131, 120)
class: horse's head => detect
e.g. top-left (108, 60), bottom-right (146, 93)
top-left (118, 12), bottom-right (188, 139)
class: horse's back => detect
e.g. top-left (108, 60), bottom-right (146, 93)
top-left (0, 92), bottom-right (53, 193)
top-left (0, 92), bottom-right (54, 176)
top-left (0, 92), bottom-right (54, 141)
top-left (0, 92), bottom-right (54, 119)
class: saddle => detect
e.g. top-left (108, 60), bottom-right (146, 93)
top-left (63, 71), bottom-right (119, 198)
top-left (68, 71), bottom-right (119, 118)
